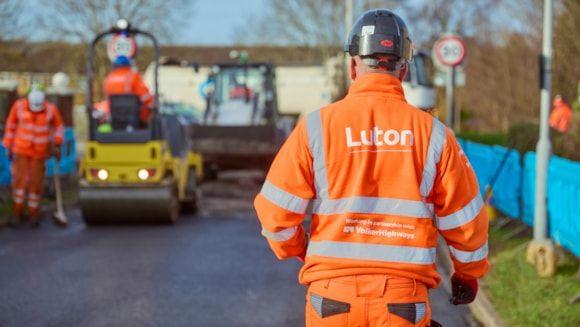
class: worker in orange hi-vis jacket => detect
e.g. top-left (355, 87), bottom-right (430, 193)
top-left (254, 9), bottom-right (489, 327)
top-left (103, 55), bottom-right (153, 125)
top-left (3, 88), bottom-right (64, 227)
top-left (549, 95), bottom-right (573, 133)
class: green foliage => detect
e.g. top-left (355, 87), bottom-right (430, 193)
top-left (485, 220), bottom-right (580, 327)
top-left (552, 131), bottom-right (580, 161)
top-left (573, 101), bottom-right (580, 113)
top-left (459, 123), bottom-right (580, 161)
top-left (507, 122), bottom-right (580, 161)
top-left (506, 123), bottom-right (539, 154)
top-left (455, 131), bottom-right (507, 146)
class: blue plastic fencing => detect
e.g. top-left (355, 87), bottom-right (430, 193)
top-left (46, 128), bottom-right (77, 177)
top-left (461, 140), bottom-right (521, 218)
top-left (0, 127), bottom-right (76, 186)
top-left (546, 156), bottom-right (580, 257)
top-left (459, 139), bottom-right (580, 257)
top-left (0, 144), bottom-right (10, 186)
top-left (522, 153), bottom-right (536, 226)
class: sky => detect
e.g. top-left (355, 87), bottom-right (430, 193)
top-left (19, 0), bottom-right (528, 46)
top-left (19, 0), bottom-right (268, 45)
top-left (175, 0), bottom-right (267, 45)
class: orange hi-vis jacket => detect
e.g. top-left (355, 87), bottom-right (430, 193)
top-left (254, 73), bottom-right (489, 288)
top-left (103, 67), bottom-right (153, 122)
top-left (549, 98), bottom-right (572, 133)
top-left (3, 98), bottom-right (64, 159)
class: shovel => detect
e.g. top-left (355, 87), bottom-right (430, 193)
top-left (53, 158), bottom-right (69, 227)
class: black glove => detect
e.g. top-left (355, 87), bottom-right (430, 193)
top-left (429, 320), bottom-right (442, 327)
top-left (450, 274), bottom-right (478, 305)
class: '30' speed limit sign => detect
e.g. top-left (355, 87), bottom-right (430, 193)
top-left (434, 34), bottom-right (466, 67)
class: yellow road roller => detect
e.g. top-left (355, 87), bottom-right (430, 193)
top-left (79, 20), bottom-right (203, 224)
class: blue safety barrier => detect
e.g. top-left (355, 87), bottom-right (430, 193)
top-left (546, 156), bottom-right (580, 257)
top-left (461, 141), bottom-right (498, 194)
top-left (458, 139), bottom-right (580, 257)
top-left (488, 146), bottom-right (521, 219)
top-left (46, 127), bottom-right (77, 177)
top-left (0, 127), bottom-right (76, 186)
top-left (460, 140), bottom-right (521, 218)
top-left (0, 144), bottom-right (10, 186)
top-left (521, 152), bottom-right (536, 226)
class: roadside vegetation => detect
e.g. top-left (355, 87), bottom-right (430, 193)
top-left (457, 120), bottom-right (580, 161)
top-left (484, 217), bottom-right (580, 326)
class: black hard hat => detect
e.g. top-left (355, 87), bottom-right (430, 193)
top-left (344, 9), bottom-right (413, 70)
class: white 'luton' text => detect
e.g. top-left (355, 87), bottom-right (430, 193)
top-left (345, 127), bottom-right (414, 147)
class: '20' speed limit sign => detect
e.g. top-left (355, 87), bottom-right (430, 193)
top-left (107, 34), bottom-right (137, 62)
top-left (434, 34), bottom-right (466, 67)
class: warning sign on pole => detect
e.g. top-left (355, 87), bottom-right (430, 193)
top-left (433, 33), bottom-right (466, 130)
top-left (107, 34), bottom-right (137, 62)
top-left (433, 34), bottom-right (466, 67)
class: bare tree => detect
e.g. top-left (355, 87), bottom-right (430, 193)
top-left (36, 0), bottom-right (194, 43)
top-left (401, 0), bottom-right (504, 47)
top-left (231, 0), bottom-right (577, 143)
top-left (233, 0), bottom-right (408, 102)
top-left (553, 0), bottom-right (580, 103)
top-left (0, 0), bottom-right (22, 40)
top-left (237, 0), bottom-right (344, 47)
top-left (236, 0), bottom-right (404, 47)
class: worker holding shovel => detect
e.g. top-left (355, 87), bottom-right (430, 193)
top-left (2, 87), bottom-right (66, 227)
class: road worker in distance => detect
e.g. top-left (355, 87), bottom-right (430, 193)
top-left (3, 87), bottom-right (64, 227)
top-left (254, 9), bottom-right (489, 327)
top-left (102, 55), bottom-right (153, 126)
top-left (549, 95), bottom-right (572, 133)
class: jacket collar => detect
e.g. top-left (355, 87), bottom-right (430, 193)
top-left (346, 73), bottom-right (406, 102)
top-left (22, 99), bottom-right (47, 114)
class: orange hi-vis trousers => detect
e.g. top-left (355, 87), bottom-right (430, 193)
top-left (306, 275), bottom-right (431, 327)
top-left (11, 154), bottom-right (45, 217)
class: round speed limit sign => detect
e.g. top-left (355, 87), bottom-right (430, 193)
top-left (107, 34), bottom-right (137, 62)
top-left (434, 34), bottom-right (466, 67)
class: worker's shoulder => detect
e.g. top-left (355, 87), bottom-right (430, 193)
top-left (392, 102), bottom-right (452, 143)
top-left (302, 99), bottom-right (340, 119)
top-left (11, 98), bottom-right (27, 110)
top-left (406, 102), bottom-right (439, 122)
top-left (306, 96), bottom-right (437, 125)
top-left (45, 101), bottom-right (61, 115)
top-left (311, 97), bottom-right (350, 116)
top-left (14, 98), bottom-right (27, 105)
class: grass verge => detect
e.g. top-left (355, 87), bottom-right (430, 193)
top-left (484, 217), bottom-right (580, 326)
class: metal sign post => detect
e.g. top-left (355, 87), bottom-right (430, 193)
top-left (445, 66), bottom-right (455, 128)
top-left (527, 0), bottom-right (557, 277)
top-left (433, 34), bottom-right (466, 129)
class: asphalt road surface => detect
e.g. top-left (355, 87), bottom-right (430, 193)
top-left (0, 174), bottom-right (475, 326)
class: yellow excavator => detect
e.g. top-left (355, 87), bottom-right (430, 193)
top-left (79, 20), bottom-right (203, 224)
